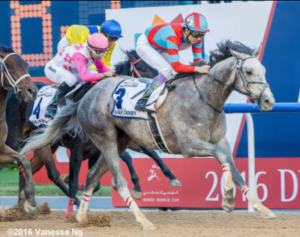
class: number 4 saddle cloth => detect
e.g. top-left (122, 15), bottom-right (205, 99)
top-left (29, 84), bottom-right (58, 127)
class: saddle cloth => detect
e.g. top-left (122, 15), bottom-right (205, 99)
top-left (111, 78), bottom-right (167, 119)
top-left (29, 85), bottom-right (58, 127)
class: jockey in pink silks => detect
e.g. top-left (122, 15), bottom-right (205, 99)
top-left (44, 33), bottom-right (115, 118)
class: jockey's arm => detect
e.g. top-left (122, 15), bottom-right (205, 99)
top-left (73, 53), bottom-right (106, 82)
top-left (166, 37), bottom-right (196, 73)
top-left (192, 40), bottom-right (203, 63)
top-left (94, 59), bottom-right (111, 73)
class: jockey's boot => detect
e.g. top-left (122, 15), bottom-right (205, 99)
top-left (135, 73), bottom-right (167, 111)
top-left (44, 82), bottom-right (72, 118)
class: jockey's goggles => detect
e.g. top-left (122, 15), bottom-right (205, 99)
top-left (88, 45), bottom-right (108, 56)
top-left (190, 31), bottom-right (206, 39)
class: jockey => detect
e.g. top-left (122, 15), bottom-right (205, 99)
top-left (57, 20), bottom-right (122, 68)
top-left (135, 12), bottom-right (211, 111)
top-left (44, 33), bottom-right (115, 118)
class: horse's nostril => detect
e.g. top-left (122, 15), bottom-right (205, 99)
top-left (264, 99), bottom-right (271, 106)
top-left (27, 88), bottom-right (33, 96)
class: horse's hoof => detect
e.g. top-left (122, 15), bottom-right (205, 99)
top-left (19, 190), bottom-right (26, 201)
top-left (131, 189), bottom-right (142, 200)
top-left (143, 221), bottom-right (156, 231)
top-left (170, 179), bottom-right (182, 187)
top-left (222, 198), bottom-right (235, 213)
top-left (261, 209), bottom-right (277, 219)
top-left (65, 211), bottom-right (74, 219)
top-left (24, 200), bottom-right (37, 215)
top-left (76, 213), bottom-right (87, 224)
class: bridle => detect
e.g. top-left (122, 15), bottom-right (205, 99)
top-left (214, 57), bottom-right (269, 102)
top-left (130, 58), bottom-right (142, 78)
top-left (197, 57), bottom-right (269, 113)
top-left (0, 52), bottom-right (31, 93)
top-left (167, 57), bottom-right (270, 113)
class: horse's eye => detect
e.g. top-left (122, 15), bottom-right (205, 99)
top-left (246, 70), bottom-right (252, 76)
top-left (8, 65), bottom-right (14, 70)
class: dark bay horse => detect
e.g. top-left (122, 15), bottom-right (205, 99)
top-left (0, 45), bottom-right (38, 213)
top-left (7, 50), bottom-right (180, 218)
top-left (21, 41), bottom-right (277, 230)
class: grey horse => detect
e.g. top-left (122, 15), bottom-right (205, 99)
top-left (21, 41), bottom-right (276, 230)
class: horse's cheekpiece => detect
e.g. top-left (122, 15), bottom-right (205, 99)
top-left (111, 78), bottom-right (168, 119)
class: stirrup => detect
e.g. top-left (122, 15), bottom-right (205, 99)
top-left (135, 100), bottom-right (149, 111)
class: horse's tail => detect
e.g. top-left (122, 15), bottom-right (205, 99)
top-left (20, 101), bottom-right (85, 155)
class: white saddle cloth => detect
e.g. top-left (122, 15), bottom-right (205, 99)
top-left (111, 78), bottom-right (166, 119)
top-left (29, 85), bottom-right (57, 127)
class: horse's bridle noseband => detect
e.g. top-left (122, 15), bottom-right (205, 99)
top-left (130, 58), bottom-right (142, 78)
top-left (168, 56), bottom-right (270, 114)
top-left (0, 52), bottom-right (31, 93)
top-left (196, 56), bottom-right (269, 113)
top-left (230, 57), bottom-right (270, 103)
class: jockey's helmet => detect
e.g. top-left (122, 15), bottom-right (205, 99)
top-left (101, 20), bottom-right (123, 39)
top-left (87, 33), bottom-right (109, 56)
top-left (185, 13), bottom-right (209, 38)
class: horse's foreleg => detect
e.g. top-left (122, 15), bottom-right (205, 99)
top-left (180, 137), bottom-right (276, 219)
top-left (216, 138), bottom-right (235, 213)
top-left (19, 149), bottom-right (44, 202)
top-left (216, 138), bottom-right (275, 218)
top-left (120, 151), bottom-right (142, 200)
top-left (140, 146), bottom-right (181, 187)
top-left (0, 145), bottom-right (36, 214)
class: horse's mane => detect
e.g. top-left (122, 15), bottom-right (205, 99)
top-left (114, 50), bottom-right (138, 75)
top-left (209, 40), bottom-right (255, 67)
top-left (174, 40), bottom-right (255, 80)
top-left (126, 50), bottom-right (139, 59)
top-left (0, 44), bottom-right (14, 53)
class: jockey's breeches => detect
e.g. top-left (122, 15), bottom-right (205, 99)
top-left (136, 34), bottom-right (173, 80)
top-left (45, 61), bottom-right (78, 87)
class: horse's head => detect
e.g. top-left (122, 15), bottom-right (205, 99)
top-left (126, 50), bottom-right (158, 78)
top-left (229, 45), bottom-right (275, 111)
top-left (0, 46), bottom-right (37, 102)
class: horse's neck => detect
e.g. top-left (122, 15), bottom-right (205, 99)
top-left (203, 57), bottom-right (236, 108)
top-left (0, 87), bottom-right (8, 119)
top-left (116, 61), bottom-right (131, 77)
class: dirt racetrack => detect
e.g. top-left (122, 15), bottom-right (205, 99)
top-left (0, 210), bottom-right (299, 237)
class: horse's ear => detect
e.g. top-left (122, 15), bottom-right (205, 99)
top-left (230, 49), bottom-right (248, 59)
top-left (126, 51), bottom-right (133, 60)
top-left (252, 43), bottom-right (262, 58)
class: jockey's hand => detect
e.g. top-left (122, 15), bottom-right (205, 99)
top-left (195, 65), bottom-right (210, 74)
top-left (103, 70), bottom-right (115, 78)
